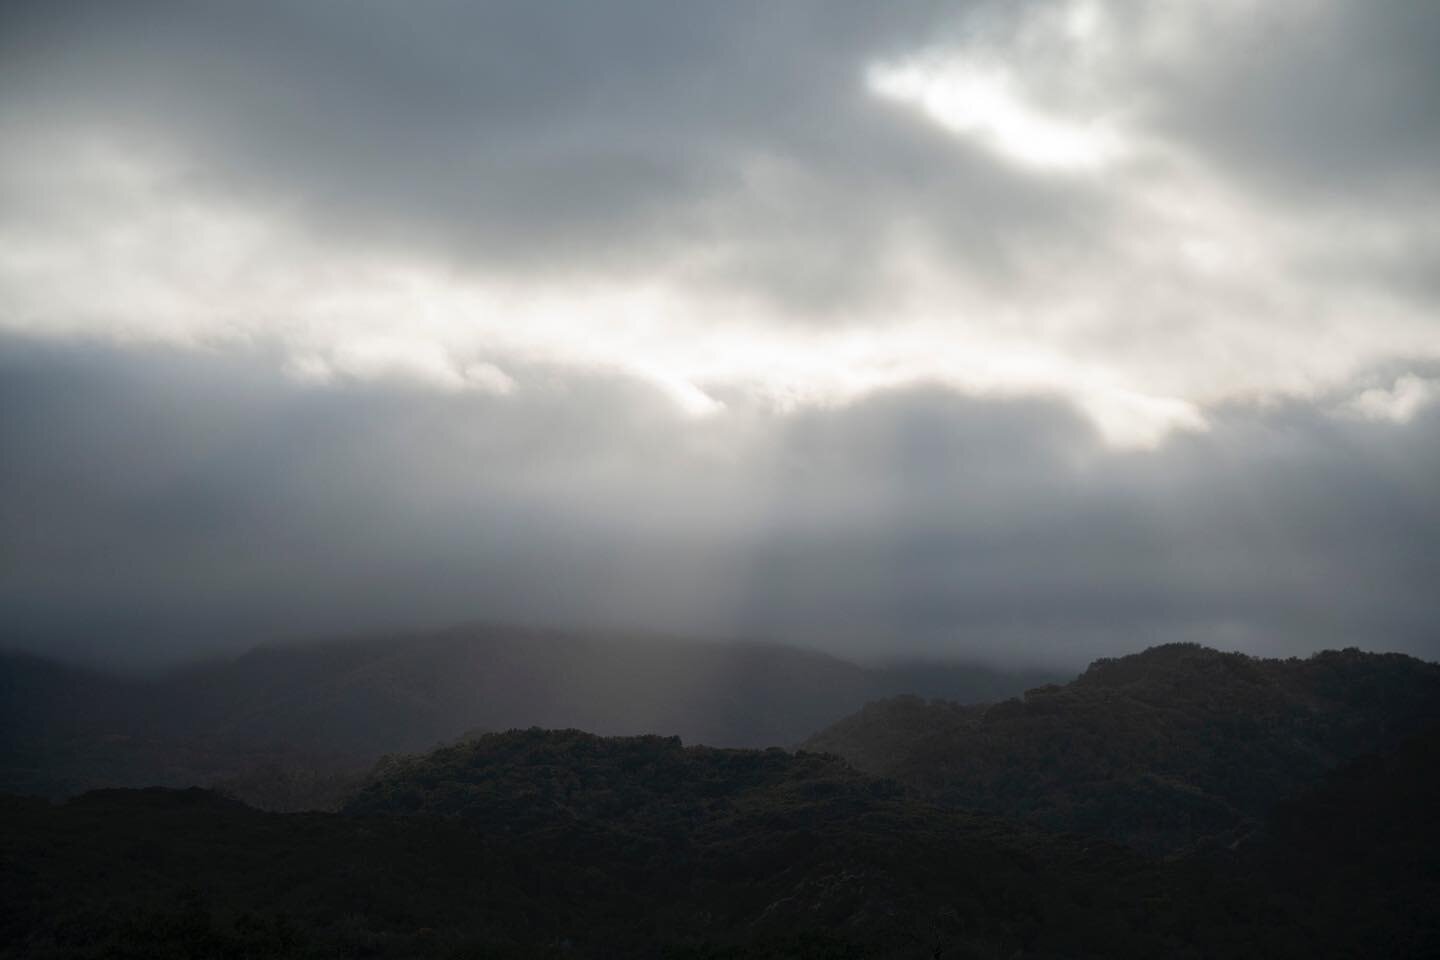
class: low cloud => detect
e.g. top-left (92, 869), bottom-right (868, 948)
top-left (3, 339), bottom-right (1437, 669)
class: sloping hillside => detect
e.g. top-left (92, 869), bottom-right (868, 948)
top-left (803, 643), bottom-right (1440, 852)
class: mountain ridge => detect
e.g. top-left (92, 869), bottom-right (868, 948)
top-left (803, 642), bottom-right (1440, 852)
top-left (0, 622), bottom-right (1060, 803)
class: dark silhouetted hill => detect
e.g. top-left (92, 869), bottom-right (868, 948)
top-left (803, 643), bottom-right (1440, 852)
top-left (5, 726), bottom-right (1436, 958)
top-left (1236, 724), bottom-right (1440, 956)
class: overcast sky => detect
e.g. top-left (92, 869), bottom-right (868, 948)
top-left (2, 0), bottom-right (1438, 668)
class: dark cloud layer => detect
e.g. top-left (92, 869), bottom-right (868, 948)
top-left (3, 338), bottom-right (1437, 669)
top-left (13, 0), bottom-right (1433, 311)
top-left (3, 0), bottom-right (964, 289)
top-left (1142, 0), bottom-right (1440, 206)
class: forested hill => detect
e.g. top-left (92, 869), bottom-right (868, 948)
top-left (802, 643), bottom-right (1440, 852)
top-left (0, 623), bottom-right (1059, 801)
top-left (4, 726), bottom-right (1436, 958)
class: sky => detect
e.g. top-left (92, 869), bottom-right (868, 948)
top-left (2, 0), bottom-right (1438, 669)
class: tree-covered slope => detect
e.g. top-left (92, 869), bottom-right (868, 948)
top-left (0, 732), bottom-right (1158, 959)
top-left (5, 726), bottom-right (1436, 958)
top-left (803, 644), bottom-right (1440, 852)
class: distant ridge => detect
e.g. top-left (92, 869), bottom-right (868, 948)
top-left (0, 622), bottom-right (1059, 802)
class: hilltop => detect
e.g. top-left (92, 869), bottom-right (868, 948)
top-left (803, 643), bottom-right (1440, 852)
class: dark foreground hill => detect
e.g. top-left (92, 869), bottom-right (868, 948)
top-left (803, 643), bottom-right (1440, 853)
top-left (3, 726), bottom-right (1436, 959)
top-left (0, 623), bottom-right (1058, 803)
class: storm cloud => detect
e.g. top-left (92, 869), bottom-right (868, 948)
top-left (1, 1), bottom-right (1438, 667)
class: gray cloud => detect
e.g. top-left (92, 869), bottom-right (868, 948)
top-left (1, 2), bottom-right (936, 278)
top-left (0, 0), bottom-right (1162, 323)
top-left (4, 1), bottom-right (1436, 291)
top-left (1137, 0), bottom-right (1440, 207)
top-left (3, 338), bottom-right (1437, 669)
top-left (3, 2), bottom-right (1434, 407)
top-left (2, 2), bottom-right (1439, 668)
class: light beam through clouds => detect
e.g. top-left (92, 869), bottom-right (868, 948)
top-left (2, 0), bottom-right (1439, 665)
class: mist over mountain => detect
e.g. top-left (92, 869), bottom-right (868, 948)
top-left (0, 622), bottom-right (1059, 802)
top-left (5, 632), bottom-right (1438, 954)
top-left (5, 0), bottom-right (1440, 954)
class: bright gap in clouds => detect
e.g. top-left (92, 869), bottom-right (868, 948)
top-left (0, 128), bottom-right (1209, 448)
top-left (866, 58), bottom-right (1123, 172)
top-left (0, 125), bottom-right (1429, 452)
